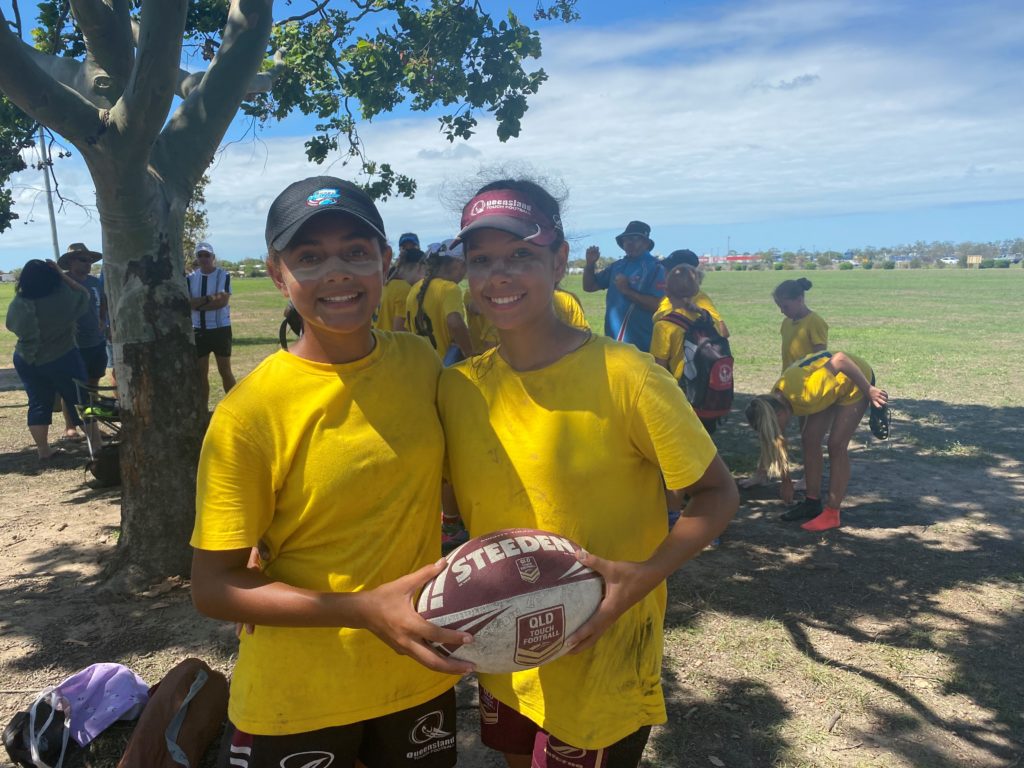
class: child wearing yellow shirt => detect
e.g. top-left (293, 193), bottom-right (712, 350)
top-left (439, 179), bottom-right (738, 767)
top-left (774, 278), bottom-right (828, 370)
top-left (745, 351), bottom-right (889, 531)
top-left (190, 177), bottom-right (471, 767)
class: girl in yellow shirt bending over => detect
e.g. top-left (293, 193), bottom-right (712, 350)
top-left (745, 351), bottom-right (889, 532)
top-left (438, 178), bottom-right (738, 767)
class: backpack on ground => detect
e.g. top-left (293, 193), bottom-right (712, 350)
top-left (660, 309), bottom-right (734, 424)
top-left (2, 663), bottom-right (148, 768)
top-left (117, 658), bottom-right (228, 768)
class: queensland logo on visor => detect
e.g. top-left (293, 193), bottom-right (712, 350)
top-left (468, 195), bottom-right (534, 219)
top-left (306, 188), bottom-right (341, 208)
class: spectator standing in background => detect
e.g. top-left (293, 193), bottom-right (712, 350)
top-left (56, 243), bottom-right (106, 439)
top-left (583, 220), bottom-right (665, 352)
top-left (186, 241), bottom-right (236, 406)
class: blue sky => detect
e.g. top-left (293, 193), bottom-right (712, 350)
top-left (2, 0), bottom-right (1023, 270)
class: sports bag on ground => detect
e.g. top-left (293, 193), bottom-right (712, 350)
top-left (660, 309), bottom-right (734, 420)
top-left (116, 657), bottom-right (228, 768)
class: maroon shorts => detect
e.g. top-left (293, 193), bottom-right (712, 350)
top-left (220, 688), bottom-right (456, 768)
top-left (478, 685), bottom-right (651, 768)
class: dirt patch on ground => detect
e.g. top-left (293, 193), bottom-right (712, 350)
top-left (0, 385), bottom-right (1021, 767)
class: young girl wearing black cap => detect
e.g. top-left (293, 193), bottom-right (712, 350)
top-left (438, 179), bottom-right (738, 767)
top-left (190, 177), bottom-right (470, 767)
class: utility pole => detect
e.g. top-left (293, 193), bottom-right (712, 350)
top-left (38, 126), bottom-right (60, 259)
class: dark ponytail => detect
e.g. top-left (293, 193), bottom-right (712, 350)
top-left (414, 250), bottom-right (442, 348)
top-left (773, 278), bottom-right (812, 302)
top-left (279, 303), bottom-right (303, 350)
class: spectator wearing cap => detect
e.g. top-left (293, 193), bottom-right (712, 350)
top-left (402, 239), bottom-right (473, 363)
top-left (654, 249), bottom-right (729, 337)
top-left (186, 241), bottom-right (236, 405)
top-left (583, 220), bottom-right (666, 352)
top-left (377, 244), bottom-right (426, 332)
top-left (386, 232), bottom-right (422, 282)
top-left (56, 243), bottom-right (107, 440)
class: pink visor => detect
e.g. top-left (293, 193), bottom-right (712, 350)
top-left (452, 191), bottom-right (561, 247)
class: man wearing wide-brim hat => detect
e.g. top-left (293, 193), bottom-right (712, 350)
top-left (57, 242), bottom-right (102, 271)
top-left (582, 220), bottom-right (666, 353)
top-left (57, 243), bottom-right (107, 439)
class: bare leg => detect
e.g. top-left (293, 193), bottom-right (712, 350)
top-left (800, 409), bottom-right (833, 500)
top-left (214, 354), bottom-right (236, 394)
top-left (824, 400), bottom-right (869, 509)
top-left (60, 400), bottom-right (79, 438)
top-left (29, 424), bottom-right (52, 458)
top-left (197, 354), bottom-right (211, 407)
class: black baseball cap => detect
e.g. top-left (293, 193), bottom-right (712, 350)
top-left (662, 249), bottom-right (699, 269)
top-left (265, 176), bottom-right (386, 252)
top-left (398, 232), bottom-right (419, 246)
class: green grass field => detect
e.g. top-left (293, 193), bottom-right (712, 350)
top-left (4, 268), bottom-right (1021, 406)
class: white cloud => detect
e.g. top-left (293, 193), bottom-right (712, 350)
top-left (2, 0), bottom-right (1021, 269)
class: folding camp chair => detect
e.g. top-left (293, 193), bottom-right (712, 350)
top-left (73, 380), bottom-right (121, 463)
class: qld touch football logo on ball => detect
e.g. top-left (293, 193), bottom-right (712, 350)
top-left (515, 605), bottom-right (566, 666)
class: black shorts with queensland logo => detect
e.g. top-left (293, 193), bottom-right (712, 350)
top-left (479, 685), bottom-right (651, 768)
top-left (219, 688), bottom-right (456, 768)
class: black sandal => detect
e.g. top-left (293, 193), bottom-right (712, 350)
top-left (869, 403), bottom-right (891, 440)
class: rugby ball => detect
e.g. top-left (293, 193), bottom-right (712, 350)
top-left (416, 528), bottom-right (604, 674)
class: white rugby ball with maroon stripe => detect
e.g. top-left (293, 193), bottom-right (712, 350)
top-left (416, 528), bottom-right (604, 674)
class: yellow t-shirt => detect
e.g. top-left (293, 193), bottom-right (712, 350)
top-left (464, 287), bottom-right (498, 354)
top-left (376, 278), bottom-right (412, 331)
top-left (553, 289), bottom-right (590, 331)
top-left (775, 351), bottom-right (873, 416)
top-left (653, 291), bottom-right (722, 323)
top-left (191, 333), bottom-right (454, 735)
top-left (650, 307), bottom-right (703, 381)
top-left (780, 311), bottom-right (829, 370)
top-left (406, 278), bottom-right (465, 355)
top-left (437, 336), bottom-right (717, 749)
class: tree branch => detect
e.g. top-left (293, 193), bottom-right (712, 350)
top-left (112, 0), bottom-right (187, 155)
top-left (277, 0), bottom-right (331, 26)
top-left (154, 0), bottom-right (273, 194)
top-left (69, 0), bottom-right (134, 86)
top-left (0, 11), bottom-right (102, 145)
top-left (10, 0), bottom-right (22, 36)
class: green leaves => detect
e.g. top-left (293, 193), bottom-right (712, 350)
top-left (259, 0), bottom-right (578, 199)
top-left (0, 94), bottom-right (37, 232)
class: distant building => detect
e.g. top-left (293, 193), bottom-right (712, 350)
top-left (0, 272), bottom-right (15, 283)
top-left (699, 253), bottom-right (762, 266)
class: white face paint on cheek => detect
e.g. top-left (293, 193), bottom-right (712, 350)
top-left (286, 255), bottom-right (384, 281)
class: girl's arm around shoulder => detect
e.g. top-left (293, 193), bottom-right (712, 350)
top-left (190, 548), bottom-right (474, 675)
top-left (826, 352), bottom-right (887, 407)
top-left (566, 454), bottom-right (738, 654)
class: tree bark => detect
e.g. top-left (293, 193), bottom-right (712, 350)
top-left (91, 171), bottom-right (206, 585)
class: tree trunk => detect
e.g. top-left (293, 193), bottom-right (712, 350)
top-left (96, 172), bottom-right (205, 586)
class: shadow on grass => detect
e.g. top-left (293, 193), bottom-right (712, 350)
top-left (1, 396), bottom-right (1021, 767)
top-left (646, 675), bottom-right (792, 767)
top-left (652, 394), bottom-right (1024, 766)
